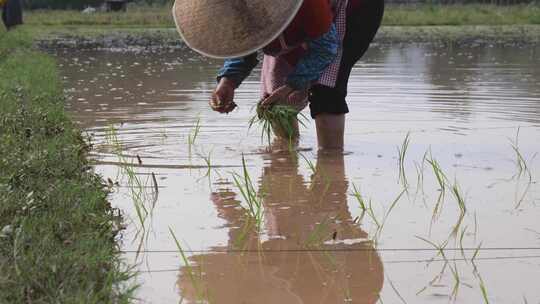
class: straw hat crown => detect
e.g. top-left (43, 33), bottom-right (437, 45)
top-left (173, 0), bottom-right (304, 59)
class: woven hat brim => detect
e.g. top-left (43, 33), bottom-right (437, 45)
top-left (172, 0), bottom-right (304, 59)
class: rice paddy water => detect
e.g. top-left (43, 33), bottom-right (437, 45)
top-left (56, 43), bottom-right (540, 303)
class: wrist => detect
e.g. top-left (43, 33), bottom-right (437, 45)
top-left (219, 77), bottom-right (238, 89)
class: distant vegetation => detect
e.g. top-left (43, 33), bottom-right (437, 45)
top-left (23, 4), bottom-right (540, 28)
top-left (25, 0), bottom-right (173, 10)
top-left (383, 3), bottom-right (540, 25)
top-left (23, 0), bottom-right (539, 10)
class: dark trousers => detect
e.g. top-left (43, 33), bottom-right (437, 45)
top-left (2, 0), bottom-right (23, 30)
top-left (309, 0), bottom-right (385, 118)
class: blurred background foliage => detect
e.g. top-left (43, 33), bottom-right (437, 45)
top-left (23, 0), bottom-right (173, 10)
top-left (20, 0), bottom-right (540, 10)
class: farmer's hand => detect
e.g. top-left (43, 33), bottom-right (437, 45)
top-left (260, 85), bottom-right (309, 113)
top-left (210, 78), bottom-right (237, 114)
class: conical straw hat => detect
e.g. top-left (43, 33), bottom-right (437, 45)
top-left (173, 0), bottom-right (304, 59)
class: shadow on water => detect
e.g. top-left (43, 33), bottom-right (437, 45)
top-left (178, 148), bottom-right (383, 303)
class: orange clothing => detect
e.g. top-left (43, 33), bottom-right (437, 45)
top-left (263, 0), bottom-right (334, 65)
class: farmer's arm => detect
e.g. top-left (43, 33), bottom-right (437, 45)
top-left (212, 53), bottom-right (259, 113)
top-left (286, 24), bottom-right (338, 90)
top-left (217, 53), bottom-right (259, 88)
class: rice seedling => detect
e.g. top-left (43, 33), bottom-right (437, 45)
top-left (397, 132), bottom-right (411, 189)
top-left (373, 189), bottom-right (407, 241)
top-left (303, 218), bottom-right (337, 267)
top-left (449, 262), bottom-right (462, 300)
top-left (382, 189), bottom-right (406, 226)
top-left (249, 104), bottom-right (309, 146)
top-left (151, 172), bottom-right (159, 194)
top-left (427, 156), bottom-right (449, 223)
top-left (366, 198), bottom-right (381, 231)
top-left (300, 152), bottom-right (316, 174)
top-left (458, 226), bottom-right (468, 262)
top-left (187, 117), bottom-right (201, 156)
top-left (351, 183), bottom-right (367, 211)
top-left (387, 275), bottom-right (408, 304)
top-left (413, 151), bottom-right (429, 206)
top-left (415, 236), bottom-right (450, 264)
top-left (509, 128), bottom-right (528, 178)
top-left (300, 152), bottom-right (332, 195)
top-left (304, 218), bottom-right (331, 248)
top-left (508, 128), bottom-right (535, 209)
top-left (415, 235), bottom-right (475, 299)
top-left (477, 272), bottom-right (489, 304)
top-left (233, 217), bottom-right (257, 250)
top-left (300, 152), bottom-right (321, 189)
top-left (106, 125), bottom-right (159, 260)
top-left (106, 125), bottom-right (154, 228)
top-left (197, 149), bottom-right (214, 180)
top-left (169, 228), bottom-right (205, 302)
top-left (514, 174), bottom-right (533, 209)
top-left (231, 155), bottom-right (265, 232)
top-left (473, 212), bottom-right (479, 241)
top-left (449, 181), bottom-right (467, 239)
top-left (417, 261), bottom-right (450, 296)
top-left (471, 242), bottom-right (483, 274)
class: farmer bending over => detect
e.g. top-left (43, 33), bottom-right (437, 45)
top-left (173, 0), bottom-right (384, 150)
top-left (1, 0), bottom-right (23, 31)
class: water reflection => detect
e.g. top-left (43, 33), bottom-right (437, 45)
top-left (178, 149), bottom-right (383, 303)
top-left (55, 44), bottom-right (540, 303)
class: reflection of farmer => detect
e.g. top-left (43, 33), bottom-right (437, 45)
top-left (1, 0), bottom-right (23, 30)
top-left (177, 151), bottom-right (384, 303)
top-left (173, 0), bottom-right (384, 150)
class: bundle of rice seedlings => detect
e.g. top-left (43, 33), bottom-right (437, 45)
top-left (249, 104), bottom-right (308, 144)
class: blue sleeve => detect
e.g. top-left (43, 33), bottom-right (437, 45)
top-left (216, 53), bottom-right (259, 88)
top-left (286, 24), bottom-right (339, 90)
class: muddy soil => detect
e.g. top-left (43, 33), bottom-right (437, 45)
top-left (40, 25), bottom-right (540, 51)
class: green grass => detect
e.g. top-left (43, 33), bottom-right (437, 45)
top-left (26, 6), bottom-right (175, 28)
top-left (383, 4), bottom-right (540, 26)
top-left (0, 28), bottom-right (135, 302)
top-left (22, 4), bottom-right (540, 30)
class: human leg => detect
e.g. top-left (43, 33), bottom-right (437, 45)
top-left (3, 0), bottom-right (23, 30)
top-left (315, 113), bottom-right (345, 150)
top-left (310, 0), bottom-right (385, 150)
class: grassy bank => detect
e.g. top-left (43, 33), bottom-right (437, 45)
top-left (383, 3), bottom-right (540, 25)
top-left (24, 4), bottom-right (540, 29)
top-left (0, 28), bottom-right (134, 302)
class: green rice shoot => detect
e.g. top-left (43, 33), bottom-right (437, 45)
top-left (249, 104), bottom-right (309, 145)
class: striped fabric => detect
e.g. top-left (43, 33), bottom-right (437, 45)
top-left (318, 0), bottom-right (349, 88)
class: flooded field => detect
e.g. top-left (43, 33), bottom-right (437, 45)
top-left (56, 43), bottom-right (540, 303)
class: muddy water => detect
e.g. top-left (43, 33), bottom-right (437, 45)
top-left (57, 44), bottom-right (540, 304)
